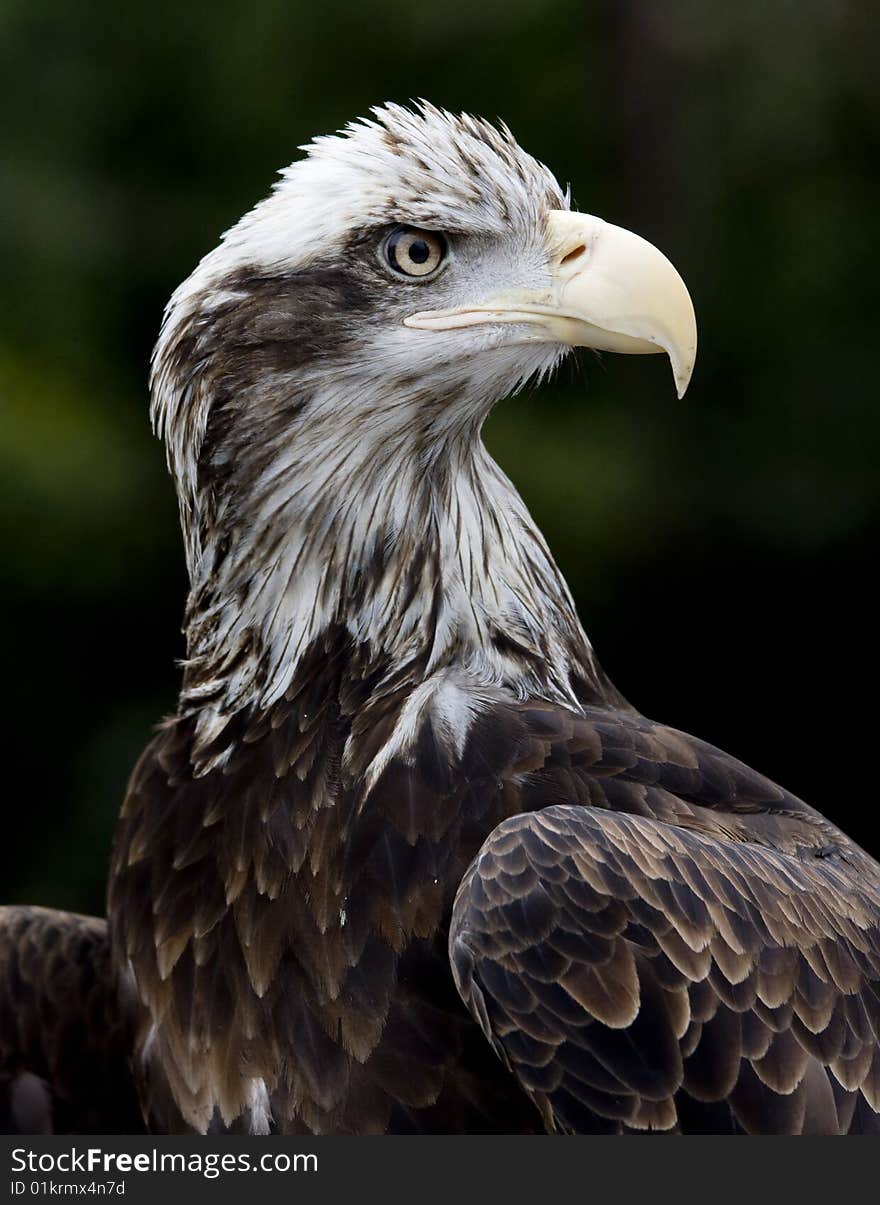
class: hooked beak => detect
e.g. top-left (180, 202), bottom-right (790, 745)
top-left (403, 210), bottom-right (697, 398)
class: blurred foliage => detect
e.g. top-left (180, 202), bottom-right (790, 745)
top-left (1, 0), bottom-right (878, 911)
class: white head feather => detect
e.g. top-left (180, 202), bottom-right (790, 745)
top-left (149, 103), bottom-right (602, 769)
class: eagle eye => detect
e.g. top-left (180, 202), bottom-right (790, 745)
top-left (384, 227), bottom-right (447, 279)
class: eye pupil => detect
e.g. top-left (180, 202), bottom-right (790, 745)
top-left (408, 240), bottom-right (430, 265)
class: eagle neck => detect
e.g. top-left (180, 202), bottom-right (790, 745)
top-left (173, 378), bottom-right (604, 770)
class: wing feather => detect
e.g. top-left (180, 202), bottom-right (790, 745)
top-left (0, 906), bottom-right (142, 1133)
top-left (450, 705), bottom-right (880, 1134)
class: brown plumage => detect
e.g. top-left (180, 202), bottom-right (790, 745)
top-left (449, 709), bottom-right (880, 1133)
top-left (2, 104), bottom-right (878, 1134)
top-left (0, 907), bottom-right (142, 1133)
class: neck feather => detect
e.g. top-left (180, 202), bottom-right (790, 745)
top-left (163, 371), bottom-right (609, 769)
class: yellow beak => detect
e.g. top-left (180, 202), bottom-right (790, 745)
top-left (404, 209), bottom-right (697, 398)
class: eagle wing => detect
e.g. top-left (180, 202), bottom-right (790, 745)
top-left (0, 906), bottom-right (143, 1133)
top-left (449, 705), bottom-right (880, 1134)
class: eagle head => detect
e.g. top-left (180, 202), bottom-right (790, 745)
top-left (150, 103), bottom-right (697, 760)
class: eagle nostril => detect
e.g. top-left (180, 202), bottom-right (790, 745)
top-left (560, 244), bottom-right (587, 268)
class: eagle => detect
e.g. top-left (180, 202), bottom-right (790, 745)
top-left (3, 103), bottom-right (880, 1136)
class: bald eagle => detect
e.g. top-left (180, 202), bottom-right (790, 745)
top-left (3, 104), bottom-right (880, 1136)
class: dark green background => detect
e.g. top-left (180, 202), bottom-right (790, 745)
top-left (2, 1), bottom-right (878, 913)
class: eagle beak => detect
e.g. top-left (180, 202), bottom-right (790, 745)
top-left (404, 209), bottom-right (697, 398)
